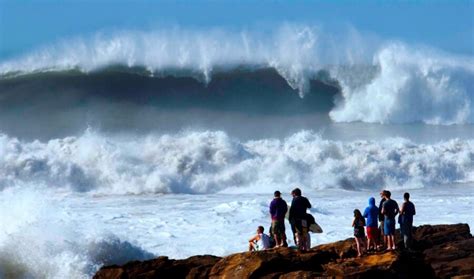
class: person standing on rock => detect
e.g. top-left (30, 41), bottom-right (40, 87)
top-left (352, 209), bottom-right (367, 257)
top-left (399, 192), bottom-right (416, 250)
top-left (381, 190), bottom-right (399, 250)
top-left (378, 190), bottom-right (387, 248)
top-left (269, 190), bottom-right (288, 247)
top-left (289, 188), bottom-right (312, 251)
top-left (363, 197), bottom-right (380, 251)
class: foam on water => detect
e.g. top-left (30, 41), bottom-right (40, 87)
top-left (1, 187), bottom-right (472, 278)
top-left (0, 188), bottom-right (154, 278)
top-left (0, 130), bottom-right (472, 195)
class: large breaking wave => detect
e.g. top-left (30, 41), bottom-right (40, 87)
top-left (0, 130), bottom-right (472, 195)
top-left (1, 25), bottom-right (473, 125)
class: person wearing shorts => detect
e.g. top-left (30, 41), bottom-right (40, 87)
top-left (289, 188), bottom-right (311, 251)
top-left (363, 197), bottom-right (380, 251)
top-left (378, 191), bottom-right (387, 247)
top-left (269, 190), bottom-right (288, 247)
top-left (381, 191), bottom-right (399, 250)
top-left (353, 209), bottom-right (366, 257)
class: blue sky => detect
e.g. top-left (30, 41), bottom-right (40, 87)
top-left (0, 0), bottom-right (473, 59)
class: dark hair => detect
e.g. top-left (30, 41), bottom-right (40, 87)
top-left (353, 209), bottom-right (362, 219)
top-left (404, 192), bottom-right (410, 200)
top-left (258, 226), bottom-right (264, 233)
top-left (385, 190), bottom-right (392, 198)
top-left (291, 188), bottom-right (302, 196)
top-left (274, 191), bottom-right (281, 197)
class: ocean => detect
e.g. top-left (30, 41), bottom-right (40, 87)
top-left (0, 26), bottom-right (473, 278)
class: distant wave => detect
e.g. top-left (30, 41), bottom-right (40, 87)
top-left (0, 130), bottom-right (472, 194)
top-left (0, 25), bottom-right (473, 124)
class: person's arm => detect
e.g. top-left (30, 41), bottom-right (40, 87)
top-left (381, 202), bottom-right (385, 215)
top-left (352, 218), bottom-right (356, 227)
top-left (289, 201), bottom-right (294, 220)
top-left (399, 203), bottom-right (405, 215)
top-left (249, 234), bottom-right (259, 243)
top-left (306, 198), bottom-right (312, 209)
top-left (413, 203), bottom-right (416, 215)
top-left (269, 201), bottom-right (275, 216)
top-left (363, 208), bottom-right (368, 218)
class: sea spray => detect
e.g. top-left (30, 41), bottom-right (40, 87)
top-left (0, 188), bottom-right (154, 278)
top-left (0, 130), bottom-right (472, 195)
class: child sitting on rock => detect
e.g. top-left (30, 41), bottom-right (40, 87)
top-left (248, 226), bottom-right (271, 251)
top-left (352, 209), bottom-right (367, 257)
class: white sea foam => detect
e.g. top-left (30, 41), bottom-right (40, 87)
top-left (330, 43), bottom-right (474, 124)
top-left (1, 186), bottom-right (472, 278)
top-left (0, 130), bottom-right (472, 195)
top-left (0, 188), bottom-right (154, 279)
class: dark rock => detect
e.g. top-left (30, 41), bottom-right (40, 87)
top-left (93, 224), bottom-right (472, 279)
top-left (94, 255), bottom-right (220, 279)
top-left (424, 238), bottom-right (474, 278)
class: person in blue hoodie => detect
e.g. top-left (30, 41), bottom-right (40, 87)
top-left (363, 197), bottom-right (380, 252)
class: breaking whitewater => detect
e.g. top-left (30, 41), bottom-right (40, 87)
top-left (0, 25), bottom-right (473, 278)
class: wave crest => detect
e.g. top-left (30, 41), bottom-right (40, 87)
top-left (330, 43), bottom-right (474, 124)
top-left (1, 26), bottom-right (473, 124)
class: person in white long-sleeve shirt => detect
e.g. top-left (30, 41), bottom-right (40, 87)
top-left (248, 226), bottom-right (271, 251)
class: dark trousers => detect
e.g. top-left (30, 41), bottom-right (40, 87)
top-left (400, 222), bottom-right (413, 249)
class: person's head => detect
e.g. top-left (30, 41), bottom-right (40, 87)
top-left (274, 190), bottom-right (281, 198)
top-left (404, 192), bottom-right (410, 201)
top-left (257, 226), bottom-right (264, 233)
top-left (291, 188), bottom-right (302, 197)
top-left (368, 197), bottom-right (375, 206)
top-left (385, 190), bottom-right (392, 199)
top-left (354, 209), bottom-right (362, 219)
top-left (380, 190), bottom-right (386, 198)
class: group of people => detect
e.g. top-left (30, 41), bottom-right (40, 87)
top-left (248, 188), bottom-right (416, 257)
top-left (353, 190), bottom-right (416, 256)
top-left (249, 188), bottom-right (312, 252)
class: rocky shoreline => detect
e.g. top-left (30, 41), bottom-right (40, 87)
top-left (94, 224), bottom-right (473, 278)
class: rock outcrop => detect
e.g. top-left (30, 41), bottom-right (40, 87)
top-left (94, 224), bottom-right (473, 279)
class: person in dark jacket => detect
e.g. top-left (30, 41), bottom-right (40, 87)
top-left (269, 190), bottom-right (288, 247)
top-left (289, 188), bottom-right (311, 251)
top-left (399, 192), bottom-right (416, 250)
top-left (378, 190), bottom-right (387, 248)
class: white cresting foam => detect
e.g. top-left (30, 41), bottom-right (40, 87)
top-left (0, 130), bottom-right (472, 195)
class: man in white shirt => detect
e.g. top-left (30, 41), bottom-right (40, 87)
top-left (248, 226), bottom-right (271, 251)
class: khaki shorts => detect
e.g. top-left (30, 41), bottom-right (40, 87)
top-left (271, 220), bottom-right (286, 237)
